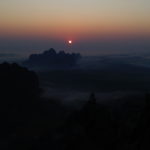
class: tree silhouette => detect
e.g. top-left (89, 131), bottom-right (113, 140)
top-left (23, 48), bottom-right (81, 69)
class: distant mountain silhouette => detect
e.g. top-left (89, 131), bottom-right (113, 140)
top-left (23, 48), bottom-right (81, 69)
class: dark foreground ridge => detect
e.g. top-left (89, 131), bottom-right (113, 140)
top-left (23, 48), bottom-right (81, 69)
top-left (2, 63), bottom-right (150, 150)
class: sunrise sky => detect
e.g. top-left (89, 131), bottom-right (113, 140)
top-left (0, 0), bottom-right (150, 55)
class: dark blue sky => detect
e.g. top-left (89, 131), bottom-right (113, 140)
top-left (0, 36), bottom-right (150, 56)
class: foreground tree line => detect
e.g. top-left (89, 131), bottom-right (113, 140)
top-left (1, 63), bottom-right (150, 150)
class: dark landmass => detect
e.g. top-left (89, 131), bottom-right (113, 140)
top-left (1, 62), bottom-right (150, 150)
top-left (23, 48), bottom-right (81, 69)
top-left (0, 63), bottom-right (40, 139)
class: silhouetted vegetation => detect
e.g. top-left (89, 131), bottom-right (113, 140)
top-left (23, 48), bottom-right (81, 69)
top-left (0, 63), bottom-right (40, 142)
top-left (2, 62), bottom-right (150, 150)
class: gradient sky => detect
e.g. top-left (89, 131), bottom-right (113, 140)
top-left (0, 0), bottom-right (150, 55)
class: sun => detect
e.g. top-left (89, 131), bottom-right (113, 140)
top-left (68, 40), bottom-right (72, 44)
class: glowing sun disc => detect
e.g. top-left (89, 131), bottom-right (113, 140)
top-left (68, 40), bottom-right (72, 44)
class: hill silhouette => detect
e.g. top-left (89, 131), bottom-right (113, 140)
top-left (23, 48), bottom-right (81, 69)
top-left (0, 63), bottom-right (40, 146)
top-left (2, 62), bottom-right (150, 150)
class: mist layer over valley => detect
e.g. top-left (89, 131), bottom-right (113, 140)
top-left (1, 50), bottom-right (150, 105)
top-left (37, 54), bottom-right (150, 104)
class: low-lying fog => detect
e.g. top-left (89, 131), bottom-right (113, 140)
top-left (37, 54), bottom-right (150, 105)
top-left (1, 52), bottom-right (150, 105)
